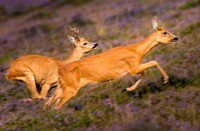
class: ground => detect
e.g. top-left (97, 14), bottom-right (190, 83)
top-left (0, 0), bottom-right (200, 130)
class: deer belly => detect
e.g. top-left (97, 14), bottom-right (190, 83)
top-left (96, 68), bottom-right (129, 81)
top-left (109, 69), bottom-right (128, 78)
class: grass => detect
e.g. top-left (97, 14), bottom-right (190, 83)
top-left (0, 6), bottom-right (7, 16)
top-left (56, 0), bottom-right (93, 7)
top-left (38, 23), bottom-right (57, 34)
top-left (27, 11), bottom-right (55, 21)
top-left (70, 13), bottom-right (93, 26)
top-left (181, 22), bottom-right (200, 35)
top-left (179, 0), bottom-right (200, 10)
top-left (0, 0), bottom-right (200, 130)
top-left (0, 55), bottom-right (12, 64)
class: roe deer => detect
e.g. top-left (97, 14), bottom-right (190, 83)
top-left (44, 18), bottom-right (178, 110)
top-left (6, 26), bottom-right (98, 100)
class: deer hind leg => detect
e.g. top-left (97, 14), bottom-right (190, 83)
top-left (20, 73), bottom-right (43, 99)
top-left (40, 83), bottom-right (52, 99)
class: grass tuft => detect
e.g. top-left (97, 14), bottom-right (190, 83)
top-left (181, 22), bottom-right (200, 35)
top-left (179, 0), bottom-right (200, 10)
top-left (27, 11), bottom-right (54, 21)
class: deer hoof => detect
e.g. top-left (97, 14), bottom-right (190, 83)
top-left (162, 77), bottom-right (169, 85)
top-left (126, 88), bottom-right (133, 91)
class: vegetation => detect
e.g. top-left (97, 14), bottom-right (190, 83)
top-left (57, 0), bottom-right (93, 7)
top-left (179, 0), bottom-right (200, 10)
top-left (0, 0), bottom-right (199, 130)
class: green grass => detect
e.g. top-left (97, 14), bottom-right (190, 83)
top-left (27, 11), bottom-right (54, 21)
top-left (0, 55), bottom-right (12, 64)
top-left (57, 0), bottom-right (93, 7)
top-left (181, 22), bottom-right (200, 35)
top-left (38, 24), bottom-right (57, 33)
top-left (179, 0), bottom-right (200, 10)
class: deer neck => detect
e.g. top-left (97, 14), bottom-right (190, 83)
top-left (63, 48), bottom-right (84, 64)
top-left (130, 33), bottom-right (159, 57)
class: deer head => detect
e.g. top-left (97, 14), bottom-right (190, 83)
top-left (152, 17), bottom-right (178, 44)
top-left (68, 26), bottom-right (98, 53)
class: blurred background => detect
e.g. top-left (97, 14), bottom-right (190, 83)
top-left (0, 0), bottom-right (199, 130)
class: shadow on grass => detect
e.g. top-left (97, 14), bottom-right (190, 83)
top-left (126, 75), bottom-right (193, 98)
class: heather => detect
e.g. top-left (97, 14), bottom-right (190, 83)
top-left (0, 0), bottom-right (199, 130)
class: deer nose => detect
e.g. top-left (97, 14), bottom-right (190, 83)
top-left (93, 43), bottom-right (98, 49)
top-left (173, 37), bottom-right (178, 41)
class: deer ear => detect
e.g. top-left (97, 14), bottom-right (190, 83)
top-left (68, 35), bottom-right (76, 44)
top-left (152, 17), bottom-right (158, 31)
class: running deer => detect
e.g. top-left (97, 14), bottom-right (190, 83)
top-left (6, 26), bottom-right (98, 100)
top-left (44, 18), bottom-right (178, 110)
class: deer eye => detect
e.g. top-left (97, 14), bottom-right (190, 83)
top-left (83, 43), bottom-right (87, 45)
top-left (163, 32), bottom-right (167, 35)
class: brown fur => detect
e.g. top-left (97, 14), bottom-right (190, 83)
top-left (6, 33), bottom-right (98, 100)
top-left (44, 19), bottom-right (178, 110)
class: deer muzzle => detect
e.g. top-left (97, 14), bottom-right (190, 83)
top-left (93, 43), bottom-right (98, 49)
top-left (172, 37), bottom-right (178, 44)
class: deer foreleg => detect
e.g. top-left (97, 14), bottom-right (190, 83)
top-left (136, 60), bottom-right (169, 84)
top-left (43, 85), bottom-right (63, 110)
top-left (126, 73), bottom-right (144, 91)
top-left (54, 88), bottom-right (77, 110)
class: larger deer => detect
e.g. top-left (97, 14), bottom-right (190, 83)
top-left (44, 18), bottom-right (178, 110)
top-left (6, 27), bottom-right (98, 100)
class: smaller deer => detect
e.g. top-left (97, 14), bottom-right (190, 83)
top-left (44, 18), bottom-right (178, 110)
top-left (6, 26), bottom-right (98, 100)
